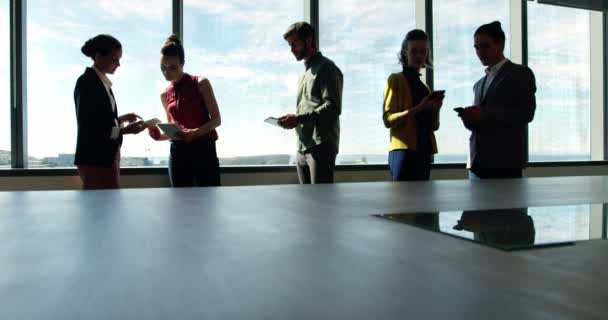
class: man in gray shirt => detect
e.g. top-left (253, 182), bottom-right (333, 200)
top-left (279, 22), bottom-right (343, 184)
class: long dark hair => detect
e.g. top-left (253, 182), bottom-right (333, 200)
top-left (399, 29), bottom-right (432, 68)
top-left (81, 34), bottom-right (121, 60)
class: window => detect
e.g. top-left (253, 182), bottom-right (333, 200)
top-left (319, 0), bottom-right (416, 164)
top-left (12, 1), bottom-right (604, 170)
top-left (26, 0), bottom-right (171, 168)
top-left (432, 0), bottom-right (510, 163)
top-left (183, 0), bottom-right (304, 166)
top-left (0, 2), bottom-right (9, 168)
top-left (528, 3), bottom-right (591, 161)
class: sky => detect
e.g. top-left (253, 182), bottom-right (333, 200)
top-left (433, 0), bottom-right (511, 162)
top-left (0, 0), bottom-right (593, 164)
top-left (320, 0), bottom-right (416, 157)
top-left (528, 2), bottom-right (591, 159)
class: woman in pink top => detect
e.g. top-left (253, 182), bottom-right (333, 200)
top-left (148, 35), bottom-right (222, 187)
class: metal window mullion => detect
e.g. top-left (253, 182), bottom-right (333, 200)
top-left (10, 0), bottom-right (27, 168)
top-left (521, 0), bottom-right (528, 66)
top-left (602, 203), bottom-right (608, 239)
top-left (424, 0), bottom-right (434, 91)
top-left (521, 0), bottom-right (529, 163)
top-left (590, 12), bottom-right (605, 160)
top-left (173, 0), bottom-right (183, 41)
top-left (308, 0), bottom-right (319, 49)
top-left (604, 11), bottom-right (608, 160)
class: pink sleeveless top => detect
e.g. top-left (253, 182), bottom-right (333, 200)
top-left (165, 73), bottom-right (218, 141)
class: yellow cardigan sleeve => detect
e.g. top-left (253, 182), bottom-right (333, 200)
top-left (383, 73), bottom-right (413, 129)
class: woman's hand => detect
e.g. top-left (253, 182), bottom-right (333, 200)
top-left (148, 126), bottom-right (162, 140)
top-left (175, 128), bottom-right (198, 142)
top-left (419, 94), bottom-right (444, 113)
top-left (398, 94), bottom-right (444, 120)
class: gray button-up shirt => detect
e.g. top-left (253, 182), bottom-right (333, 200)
top-left (295, 52), bottom-right (343, 153)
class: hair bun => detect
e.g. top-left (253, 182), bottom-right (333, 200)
top-left (161, 34), bottom-right (185, 64)
top-left (166, 34), bottom-right (181, 45)
top-left (490, 21), bottom-right (502, 28)
top-left (80, 34), bottom-right (121, 59)
top-left (81, 39), bottom-right (95, 57)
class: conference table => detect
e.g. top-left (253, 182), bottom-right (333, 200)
top-left (1, 176), bottom-right (608, 319)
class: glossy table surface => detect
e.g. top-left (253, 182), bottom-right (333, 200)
top-left (1, 176), bottom-right (608, 319)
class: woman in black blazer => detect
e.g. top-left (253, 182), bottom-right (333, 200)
top-left (74, 34), bottom-right (145, 189)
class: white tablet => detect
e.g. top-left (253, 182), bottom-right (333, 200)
top-left (264, 117), bottom-right (280, 127)
top-left (141, 118), bottom-right (161, 127)
top-left (156, 123), bottom-right (183, 140)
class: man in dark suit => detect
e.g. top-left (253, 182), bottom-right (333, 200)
top-left (456, 208), bottom-right (535, 250)
top-left (460, 21), bottom-right (536, 179)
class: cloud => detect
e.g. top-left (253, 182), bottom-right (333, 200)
top-left (0, 10), bottom-right (7, 57)
top-left (12, 0), bottom-right (600, 159)
top-left (183, 0), bottom-right (236, 15)
top-left (434, 1), bottom-right (510, 31)
top-left (27, 21), bottom-right (86, 48)
top-left (94, 0), bottom-right (171, 20)
top-left (184, 46), bottom-right (301, 100)
top-left (532, 62), bottom-right (591, 92)
top-left (188, 47), bottom-right (293, 68)
top-left (185, 0), bottom-right (303, 50)
top-left (320, 1), bottom-right (416, 55)
top-left (537, 98), bottom-right (591, 108)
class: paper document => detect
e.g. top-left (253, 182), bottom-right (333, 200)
top-left (264, 117), bottom-right (281, 127)
top-left (156, 123), bottom-right (182, 140)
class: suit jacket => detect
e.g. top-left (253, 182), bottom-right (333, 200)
top-left (469, 60), bottom-right (536, 169)
top-left (73, 67), bottom-right (122, 167)
top-left (460, 208), bottom-right (535, 249)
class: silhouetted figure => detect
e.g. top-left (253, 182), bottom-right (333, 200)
top-left (459, 21), bottom-right (537, 179)
top-left (278, 22), bottom-right (343, 184)
top-left (74, 34), bottom-right (146, 189)
top-left (147, 35), bottom-right (222, 187)
top-left (383, 29), bottom-right (443, 181)
top-left (455, 208), bottom-right (536, 249)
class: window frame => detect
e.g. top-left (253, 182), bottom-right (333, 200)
top-left (4, 0), bottom-right (607, 172)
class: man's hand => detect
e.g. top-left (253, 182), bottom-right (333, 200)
top-left (460, 105), bottom-right (481, 130)
top-left (278, 114), bottom-right (299, 129)
top-left (121, 121), bottom-right (145, 135)
top-left (118, 113), bottom-right (142, 124)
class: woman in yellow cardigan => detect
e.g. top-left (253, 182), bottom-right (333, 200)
top-left (383, 29), bottom-right (443, 181)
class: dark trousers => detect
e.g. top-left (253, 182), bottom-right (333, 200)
top-left (388, 149), bottom-right (431, 181)
top-left (468, 168), bottom-right (523, 180)
top-left (296, 144), bottom-right (337, 184)
top-left (169, 139), bottom-right (221, 188)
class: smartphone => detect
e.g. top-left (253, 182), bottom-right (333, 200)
top-left (429, 90), bottom-right (446, 99)
top-left (453, 107), bottom-right (465, 114)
